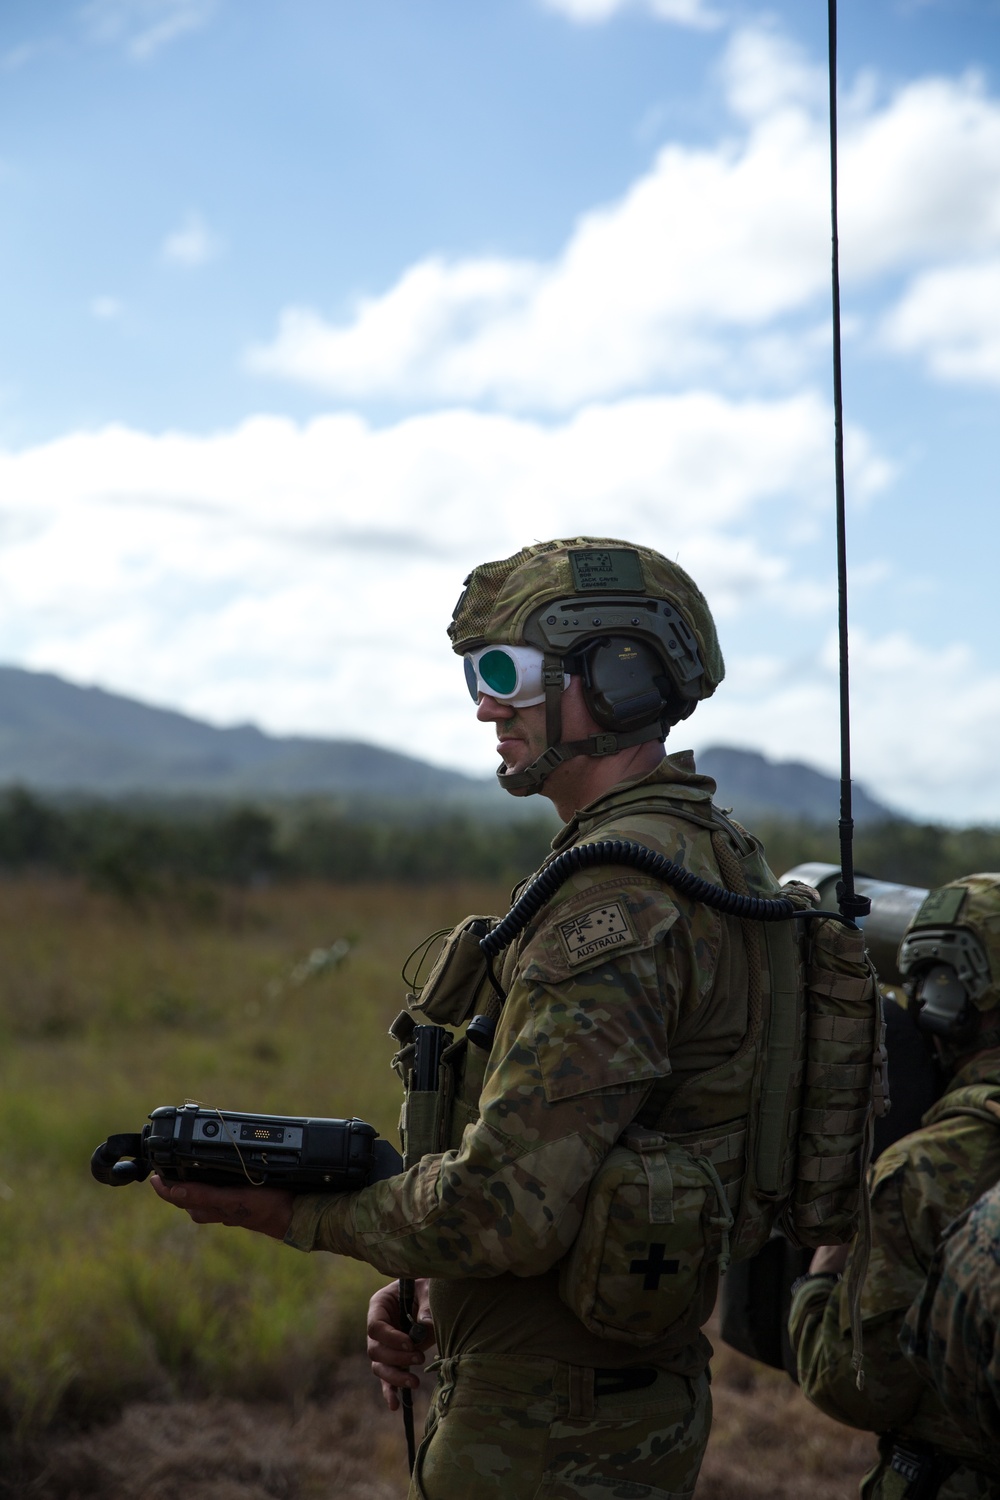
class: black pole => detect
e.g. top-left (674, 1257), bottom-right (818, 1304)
top-left (399, 1275), bottom-right (417, 1471)
top-left (827, 0), bottom-right (870, 926)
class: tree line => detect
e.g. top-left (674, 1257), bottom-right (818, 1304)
top-left (0, 785), bottom-right (997, 896)
top-left (0, 787), bottom-right (557, 894)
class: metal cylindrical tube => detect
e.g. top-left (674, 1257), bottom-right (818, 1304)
top-left (780, 863), bottom-right (928, 985)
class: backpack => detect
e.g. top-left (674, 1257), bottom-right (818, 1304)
top-left (395, 803), bottom-right (887, 1347)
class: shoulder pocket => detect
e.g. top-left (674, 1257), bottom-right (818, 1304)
top-left (516, 881), bottom-right (679, 1102)
top-left (519, 879), bottom-right (679, 984)
top-left (407, 915), bottom-right (496, 1025)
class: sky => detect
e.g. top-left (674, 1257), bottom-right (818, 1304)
top-left (1, 0), bottom-right (999, 822)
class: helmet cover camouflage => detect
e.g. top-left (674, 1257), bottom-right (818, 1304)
top-left (899, 873), bottom-right (1000, 1014)
top-left (448, 537), bottom-right (724, 702)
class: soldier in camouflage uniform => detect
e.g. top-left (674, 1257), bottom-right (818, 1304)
top-left (154, 538), bottom-right (792, 1499)
top-left (789, 874), bottom-right (1000, 1500)
top-left (901, 1177), bottom-right (1000, 1457)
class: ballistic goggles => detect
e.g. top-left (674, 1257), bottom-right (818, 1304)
top-left (464, 644), bottom-right (570, 708)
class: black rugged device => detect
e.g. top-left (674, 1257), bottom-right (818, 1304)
top-left (91, 1103), bottom-right (403, 1191)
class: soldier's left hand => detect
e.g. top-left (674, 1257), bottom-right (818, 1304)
top-left (367, 1279), bottom-right (436, 1411)
top-left (150, 1174), bottom-right (294, 1240)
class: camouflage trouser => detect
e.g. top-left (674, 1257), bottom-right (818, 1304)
top-left (408, 1354), bottom-right (712, 1500)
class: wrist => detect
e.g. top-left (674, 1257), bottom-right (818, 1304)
top-left (790, 1270), bottom-right (841, 1298)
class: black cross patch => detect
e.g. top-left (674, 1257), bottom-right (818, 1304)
top-left (629, 1243), bottom-right (680, 1291)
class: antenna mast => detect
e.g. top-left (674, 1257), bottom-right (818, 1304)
top-left (827, 0), bottom-right (870, 925)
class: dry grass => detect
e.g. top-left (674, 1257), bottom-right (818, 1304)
top-left (8, 1359), bottom-right (420, 1500)
top-left (8, 1326), bottom-right (877, 1500)
top-left (699, 1314), bottom-right (877, 1499)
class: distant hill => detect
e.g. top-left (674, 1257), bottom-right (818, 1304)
top-left (696, 745), bottom-right (897, 826)
top-left (0, 665), bottom-right (496, 808)
top-left (0, 665), bottom-right (898, 823)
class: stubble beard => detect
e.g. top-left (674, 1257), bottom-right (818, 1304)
top-left (497, 711), bottom-right (546, 771)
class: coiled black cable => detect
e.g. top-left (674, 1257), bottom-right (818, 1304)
top-left (479, 840), bottom-right (799, 959)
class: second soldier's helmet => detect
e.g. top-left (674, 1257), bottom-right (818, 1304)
top-left (449, 537), bottom-right (723, 794)
top-left (898, 874), bottom-right (1000, 1054)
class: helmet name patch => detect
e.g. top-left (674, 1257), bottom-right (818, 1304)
top-left (558, 902), bottom-right (635, 965)
top-left (569, 549), bottom-right (644, 594)
top-left (914, 887), bottom-right (968, 928)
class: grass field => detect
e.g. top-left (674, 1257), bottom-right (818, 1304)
top-left (0, 876), bottom-right (514, 1437)
top-left (0, 874), bottom-right (878, 1497)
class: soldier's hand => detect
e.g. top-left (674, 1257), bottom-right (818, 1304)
top-left (150, 1174), bottom-right (294, 1240)
top-left (367, 1279), bottom-right (436, 1411)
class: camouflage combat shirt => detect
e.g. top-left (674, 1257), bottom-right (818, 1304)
top-left (789, 1051), bottom-right (1000, 1477)
top-left (287, 751), bottom-right (760, 1375)
top-left (901, 1175), bottom-right (1000, 1455)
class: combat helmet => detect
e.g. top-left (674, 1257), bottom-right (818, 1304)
top-left (898, 874), bottom-right (1000, 1056)
top-left (449, 537), bottom-right (724, 794)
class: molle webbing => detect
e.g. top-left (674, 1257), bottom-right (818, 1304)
top-left (710, 829), bottom-right (799, 1214)
top-left (397, 1039), bottom-right (454, 1169)
top-left (710, 832), bottom-right (763, 1052)
top-left (786, 931), bottom-right (881, 1244)
top-left (708, 828), bottom-right (808, 1257)
top-left (636, 815), bottom-right (766, 1171)
top-left (754, 920), bottom-right (805, 1197)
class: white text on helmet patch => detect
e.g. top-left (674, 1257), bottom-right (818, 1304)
top-left (558, 902), bottom-right (635, 965)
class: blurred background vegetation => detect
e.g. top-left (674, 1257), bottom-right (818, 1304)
top-left (0, 873), bottom-right (511, 1447)
top-left (2, 786), bottom-right (999, 1454)
top-left (2, 783), bottom-right (1000, 892)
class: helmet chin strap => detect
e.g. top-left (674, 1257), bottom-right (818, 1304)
top-left (497, 652), bottom-right (666, 796)
top-left (496, 721), bottom-right (667, 795)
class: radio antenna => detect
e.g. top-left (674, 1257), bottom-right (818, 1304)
top-left (827, 0), bottom-right (870, 925)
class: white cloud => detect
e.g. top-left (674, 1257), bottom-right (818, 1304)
top-left (840, 73), bottom-right (1000, 275)
top-left (90, 295), bottom-right (123, 320)
top-left (881, 259), bottom-right (1000, 386)
top-left (720, 23), bottom-right (826, 121)
top-left (539, 0), bottom-right (723, 29)
top-left (694, 628), bottom-right (1000, 824)
top-left (8, 398), bottom-right (999, 819)
top-left (247, 259), bottom-right (537, 398)
top-left (0, 390), bottom-right (891, 783)
top-left (246, 30), bottom-right (1000, 411)
top-left (161, 212), bottom-right (224, 268)
top-left (81, 0), bottom-right (218, 59)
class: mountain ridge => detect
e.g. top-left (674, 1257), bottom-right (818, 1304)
top-left (0, 664), bottom-right (899, 824)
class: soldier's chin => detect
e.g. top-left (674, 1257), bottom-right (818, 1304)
top-left (497, 747), bottom-right (536, 796)
top-left (497, 741), bottom-right (526, 771)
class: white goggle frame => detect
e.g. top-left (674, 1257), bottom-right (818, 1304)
top-left (463, 644), bottom-right (569, 708)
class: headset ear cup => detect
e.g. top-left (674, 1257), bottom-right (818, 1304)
top-left (582, 637), bottom-right (680, 730)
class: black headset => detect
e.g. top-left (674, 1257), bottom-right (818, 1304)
top-left (575, 635), bottom-right (687, 733)
top-left (900, 925), bottom-right (992, 1041)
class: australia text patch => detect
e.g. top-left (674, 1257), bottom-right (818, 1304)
top-left (558, 902), bottom-right (635, 965)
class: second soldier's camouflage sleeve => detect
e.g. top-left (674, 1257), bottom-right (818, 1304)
top-left (285, 877), bottom-right (684, 1279)
top-left (901, 1180), bottom-right (1000, 1452)
top-left (789, 1158), bottom-right (930, 1432)
top-left (790, 1101), bottom-right (1000, 1451)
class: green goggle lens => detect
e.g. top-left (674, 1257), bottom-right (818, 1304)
top-left (464, 643), bottom-right (557, 706)
top-left (477, 649), bottom-right (518, 697)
